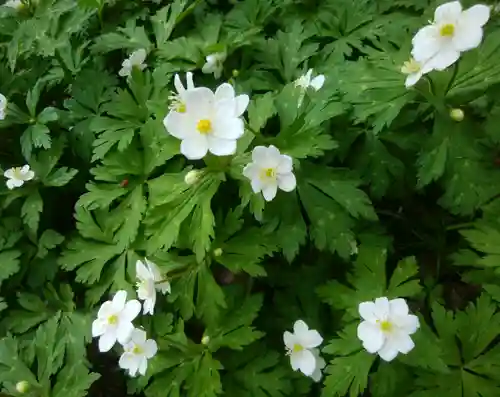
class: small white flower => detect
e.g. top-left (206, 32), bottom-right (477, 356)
top-left (0, 93), bottom-right (7, 120)
top-left (401, 58), bottom-right (434, 88)
top-left (283, 320), bottom-right (323, 377)
top-left (243, 145), bottom-right (296, 202)
top-left (91, 290), bottom-right (141, 352)
top-left (118, 328), bottom-right (157, 377)
top-left (357, 297), bottom-right (420, 362)
top-left (169, 72), bottom-right (196, 113)
top-left (118, 49), bottom-right (147, 77)
top-left (309, 348), bottom-right (326, 382)
top-left (295, 69), bottom-right (325, 107)
top-left (4, 165), bottom-right (35, 190)
top-left (136, 258), bottom-right (171, 315)
top-left (411, 1), bottom-right (490, 71)
top-left (4, 0), bottom-right (24, 10)
top-left (163, 83), bottom-right (249, 160)
top-left (201, 52), bottom-right (226, 79)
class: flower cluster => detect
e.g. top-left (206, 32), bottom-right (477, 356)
top-left (402, 1), bottom-right (490, 87)
top-left (284, 297), bottom-right (419, 381)
top-left (91, 259), bottom-right (170, 377)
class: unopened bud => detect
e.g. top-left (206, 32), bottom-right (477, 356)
top-left (16, 381), bottom-right (29, 394)
top-left (184, 170), bottom-right (201, 185)
top-left (232, 69), bottom-right (239, 77)
top-left (201, 335), bottom-right (210, 345)
top-left (213, 248), bottom-right (223, 257)
top-left (450, 108), bottom-right (464, 122)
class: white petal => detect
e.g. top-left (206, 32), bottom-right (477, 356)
top-left (357, 321), bottom-right (384, 353)
top-left (434, 1), bottom-right (462, 23)
top-left (411, 26), bottom-right (441, 62)
top-left (214, 83), bottom-right (235, 102)
top-left (277, 173), bottom-right (296, 193)
top-left (250, 177), bottom-right (263, 194)
top-left (116, 321), bottom-right (134, 345)
top-left (461, 4), bottom-right (490, 27)
top-left (21, 165), bottom-right (30, 173)
top-left (24, 171), bottom-right (34, 181)
top-left (453, 26), bottom-right (483, 52)
top-left (301, 330), bottom-right (323, 349)
top-left (145, 259), bottom-right (161, 281)
top-left (130, 49), bottom-right (147, 65)
top-left (98, 331), bottom-right (117, 352)
top-left (92, 319), bottom-right (106, 337)
top-left (112, 290), bottom-right (127, 311)
top-left (359, 301), bottom-right (377, 322)
top-left (398, 314), bottom-right (420, 334)
top-left (262, 183), bottom-right (278, 201)
top-left (138, 358), bottom-right (148, 375)
top-left (207, 136), bottom-right (237, 156)
top-left (164, 112), bottom-right (193, 140)
top-left (122, 300), bottom-right (141, 322)
top-left (157, 281), bottom-right (171, 294)
top-left (143, 339), bottom-right (158, 358)
top-left (427, 47), bottom-right (460, 70)
top-left (252, 145), bottom-right (281, 168)
top-left (118, 352), bottom-right (135, 370)
top-left (212, 115), bottom-right (244, 140)
top-left (405, 71), bottom-right (422, 88)
top-left (294, 349), bottom-right (316, 376)
top-left (186, 72), bottom-right (195, 90)
top-left (6, 179), bottom-right (17, 189)
top-left (277, 155), bottom-right (293, 174)
top-left (293, 320), bottom-right (309, 336)
top-left (377, 341), bottom-right (399, 362)
top-left (243, 163), bottom-right (259, 180)
top-left (235, 95), bottom-right (249, 117)
top-left (392, 331), bottom-right (415, 354)
top-left (174, 74), bottom-right (185, 94)
top-left (136, 260), bottom-right (152, 281)
top-left (142, 298), bottom-right (154, 315)
top-left (373, 297), bottom-right (390, 318)
top-left (180, 136), bottom-right (209, 160)
top-left (184, 88), bottom-right (214, 116)
top-left (4, 169), bottom-right (14, 179)
top-left (389, 298), bottom-right (409, 317)
top-left (131, 328), bottom-right (147, 344)
top-left (283, 330), bottom-right (296, 350)
top-left (97, 301), bottom-right (115, 319)
top-left (310, 75), bottom-right (325, 90)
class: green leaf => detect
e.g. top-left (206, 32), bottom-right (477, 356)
top-left (387, 256), bottom-right (422, 298)
top-left (22, 190), bottom-right (43, 235)
top-left (248, 92), bottom-right (276, 132)
top-left (21, 124), bottom-right (52, 159)
top-left (151, 0), bottom-right (188, 48)
top-left (44, 167), bottom-right (78, 187)
top-left (37, 229), bottom-right (64, 258)
top-left (51, 363), bottom-right (100, 397)
top-left (0, 250), bottom-right (21, 284)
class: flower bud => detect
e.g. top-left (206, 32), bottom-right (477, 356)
top-left (213, 248), bottom-right (223, 257)
top-left (16, 381), bottom-right (29, 394)
top-left (184, 170), bottom-right (201, 185)
top-left (201, 335), bottom-right (210, 345)
top-left (450, 108), bottom-right (464, 122)
top-left (232, 69), bottom-right (239, 77)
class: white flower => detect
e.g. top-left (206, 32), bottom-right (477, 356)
top-left (411, 1), bottom-right (490, 71)
top-left (118, 328), bottom-right (157, 377)
top-left (201, 52), bottom-right (226, 79)
top-left (357, 297), bottom-right (420, 362)
top-left (242, 145), bottom-right (296, 202)
top-left (401, 58), bottom-right (434, 88)
top-left (295, 69), bottom-right (325, 107)
top-left (118, 49), bottom-right (147, 77)
top-left (91, 290), bottom-right (141, 352)
top-left (4, 165), bottom-right (35, 190)
top-left (4, 0), bottom-right (24, 10)
top-left (169, 72), bottom-right (195, 113)
top-left (283, 320), bottom-right (323, 376)
top-left (0, 93), bottom-right (7, 120)
top-left (163, 83), bottom-right (249, 160)
top-left (309, 349), bottom-right (326, 382)
top-left (136, 258), bottom-right (171, 315)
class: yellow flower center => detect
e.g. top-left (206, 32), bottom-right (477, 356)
top-left (260, 168), bottom-right (276, 180)
top-left (440, 23), bottom-right (455, 37)
top-left (401, 59), bottom-right (421, 75)
top-left (132, 345), bottom-right (143, 354)
top-left (108, 315), bottom-right (118, 325)
top-left (11, 168), bottom-right (23, 180)
top-left (197, 119), bottom-right (212, 134)
top-left (293, 344), bottom-right (304, 353)
top-left (379, 320), bottom-right (393, 332)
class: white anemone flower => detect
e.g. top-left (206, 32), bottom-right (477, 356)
top-left (243, 145), bottom-right (296, 202)
top-left (283, 320), bottom-right (323, 376)
top-left (411, 1), bottom-right (490, 71)
top-left (400, 58), bottom-right (434, 88)
top-left (4, 165), bottom-right (35, 190)
top-left (118, 49), bottom-right (147, 77)
top-left (136, 258), bottom-right (171, 315)
top-left (91, 290), bottom-right (141, 352)
top-left (118, 328), bottom-right (158, 377)
top-left (0, 93), bottom-right (7, 120)
top-left (163, 84), bottom-right (248, 160)
top-left (357, 297), bottom-right (420, 362)
top-left (295, 69), bottom-right (325, 107)
top-left (201, 52), bottom-right (227, 79)
top-left (169, 72), bottom-right (195, 114)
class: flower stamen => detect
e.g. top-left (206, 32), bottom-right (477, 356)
top-left (197, 119), bottom-right (212, 134)
top-left (440, 23), bottom-right (455, 37)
